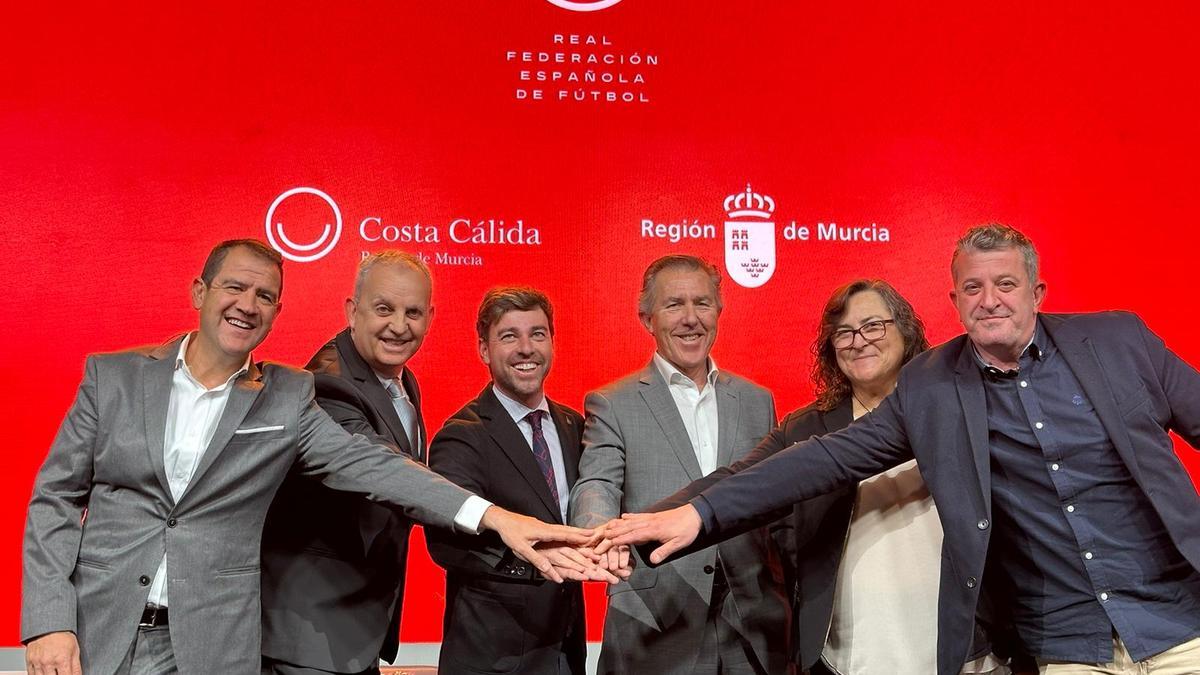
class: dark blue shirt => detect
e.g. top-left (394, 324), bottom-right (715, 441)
top-left (981, 320), bottom-right (1200, 661)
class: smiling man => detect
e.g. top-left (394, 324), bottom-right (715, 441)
top-left (610, 225), bottom-right (1200, 675)
top-left (426, 286), bottom-right (604, 675)
top-left (20, 241), bottom-right (593, 675)
top-left (260, 250), bottom-right (437, 675)
top-left (569, 255), bottom-right (788, 675)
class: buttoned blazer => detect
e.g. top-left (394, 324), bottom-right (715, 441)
top-left (569, 363), bottom-right (789, 675)
top-left (694, 312), bottom-right (1200, 675)
top-left (260, 328), bottom-right (428, 671)
top-left (21, 336), bottom-right (471, 674)
top-left (426, 385), bottom-right (587, 675)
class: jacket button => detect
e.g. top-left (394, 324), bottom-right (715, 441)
top-left (966, 577), bottom-right (977, 589)
top-left (977, 519), bottom-right (989, 530)
top-left (167, 518), bottom-right (177, 528)
top-left (515, 565), bottom-right (527, 575)
top-left (139, 575), bottom-right (151, 586)
top-left (703, 565), bottom-right (715, 574)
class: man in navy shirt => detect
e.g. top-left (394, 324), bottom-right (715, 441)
top-left (610, 224), bottom-right (1200, 674)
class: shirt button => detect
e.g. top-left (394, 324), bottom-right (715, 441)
top-left (1100, 592), bottom-right (1109, 601)
top-left (1019, 380), bottom-right (1028, 387)
top-left (139, 575), bottom-right (151, 586)
top-left (966, 577), bottom-right (977, 589)
top-left (1051, 463), bottom-right (1060, 471)
top-left (977, 519), bottom-right (989, 530)
top-left (1084, 551), bottom-right (1094, 560)
top-left (1035, 422), bottom-right (1044, 430)
top-left (167, 518), bottom-right (177, 528)
top-left (1066, 505), bottom-right (1076, 513)
top-left (703, 565), bottom-right (715, 574)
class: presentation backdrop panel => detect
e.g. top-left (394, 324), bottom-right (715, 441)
top-left (3, 1), bottom-right (1198, 645)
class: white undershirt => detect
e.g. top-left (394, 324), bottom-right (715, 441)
top-left (653, 353), bottom-right (719, 476)
top-left (146, 334), bottom-right (249, 607)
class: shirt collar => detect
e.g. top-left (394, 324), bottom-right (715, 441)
top-left (492, 384), bottom-right (550, 425)
top-left (653, 352), bottom-right (719, 389)
top-left (175, 333), bottom-right (251, 389)
top-left (374, 368), bottom-right (410, 397)
top-left (970, 316), bottom-right (1046, 379)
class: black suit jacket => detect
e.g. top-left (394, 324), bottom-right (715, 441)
top-left (427, 385), bottom-right (587, 675)
top-left (688, 312), bottom-right (1200, 675)
top-left (260, 328), bottom-right (426, 670)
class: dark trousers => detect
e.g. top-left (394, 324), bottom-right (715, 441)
top-left (262, 655), bottom-right (381, 675)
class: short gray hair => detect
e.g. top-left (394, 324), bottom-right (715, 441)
top-left (353, 250), bottom-right (432, 301)
top-left (637, 255), bottom-right (723, 316)
top-left (952, 223), bottom-right (1039, 284)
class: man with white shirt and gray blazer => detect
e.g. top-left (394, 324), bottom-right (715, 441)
top-left (21, 239), bottom-right (592, 675)
top-left (569, 255), bottom-right (789, 675)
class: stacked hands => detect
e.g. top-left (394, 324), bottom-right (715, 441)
top-left (487, 504), bottom-right (703, 583)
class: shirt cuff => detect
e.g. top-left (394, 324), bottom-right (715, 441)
top-left (454, 495), bottom-right (493, 534)
top-left (690, 496), bottom-right (716, 535)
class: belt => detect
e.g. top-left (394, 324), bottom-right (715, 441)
top-left (139, 605), bottom-right (168, 627)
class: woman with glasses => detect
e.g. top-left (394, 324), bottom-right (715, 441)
top-left (762, 279), bottom-right (1009, 675)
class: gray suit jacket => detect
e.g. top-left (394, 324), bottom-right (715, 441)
top-left (569, 362), bottom-right (789, 675)
top-left (21, 336), bottom-right (472, 674)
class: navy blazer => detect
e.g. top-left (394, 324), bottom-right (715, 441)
top-left (695, 312), bottom-right (1200, 675)
top-left (427, 386), bottom-right (587, 675)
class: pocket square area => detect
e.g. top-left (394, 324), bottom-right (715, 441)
top-left (233, 425), bottom-right (286, 435)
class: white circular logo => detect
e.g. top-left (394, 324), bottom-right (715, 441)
top-left (544, 0), bottom-right (623, 11)
top-left (265, 187), bottom-right (343, 263)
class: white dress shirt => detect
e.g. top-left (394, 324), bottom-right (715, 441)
top-left (653, 353), bottom-right (720, 476)
top-left (146, 334), bottom-right (249, 607)
top-left (492, 385), bottom-right (570, 521)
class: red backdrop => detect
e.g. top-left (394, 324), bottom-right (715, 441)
top-left (2, 1), bottom-right (1199, 645)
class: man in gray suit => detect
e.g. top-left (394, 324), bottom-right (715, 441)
top-left (261, 250), bottom-right (437, 674)
top-left (569, 255), bottom-right (789, 675)
top-left (22, 239), bottom-right (592, 675)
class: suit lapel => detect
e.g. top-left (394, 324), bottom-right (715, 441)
top-left (715, 373), bottom-right (740, 467)
top-left (178, 363), bottom-right (264, 503)
top-left (954, 342), bottom-right (992, 515)
top-left (1044, 315), bottom-right (1141, 474)
top-left (142, 340), bottom-right (180, 503)
top-left (480, 387), bottom-right (562, 522)
top-left (549, 401), bottom-right (581, 487)
top-left (333, 330), bottom-right (414, 457)
top-left (638, 365), bottom-right (703, 481)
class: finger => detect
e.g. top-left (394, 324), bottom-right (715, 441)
top-left (537, 524), bottom-right (595, 545)
top-left (618, 544), bottom-right (631, 571)
top-left (649, 539), bottom-right (685, 565)
top-left (516, 543), bottom-right (564, 583)
top-left (552, 565), bottom-right (589, 582)
top-left (548, 547), bottom-right (590, 573)
top-left (593, 537), bottom-right (614, 555)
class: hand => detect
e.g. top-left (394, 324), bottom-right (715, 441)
top-left (535, 542), bottom-right (622, 583)
top-left (25, 631), bottom-right (81, 675)
top-left (481, 506), bottom-right (593, 583)
top-left (590, 519), bottom-right (634, 581)
top-left (606, 505), bottom-right (702, 564)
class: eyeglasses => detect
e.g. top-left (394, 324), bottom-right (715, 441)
top-left (831, 319), bottom-right (895, 349)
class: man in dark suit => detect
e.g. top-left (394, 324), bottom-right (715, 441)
top-left (610, 224), bottom-right (1200, 674)
top-left (261, 250), bottom-right (436, 674)
top-left (427, 286), bottom-right (606, 675)
top-left (21, 240), bottom-right (594, 675)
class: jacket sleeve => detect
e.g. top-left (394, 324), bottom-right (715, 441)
top-left (290, 372), bottom-right (472, 532)
top-left (425, 419), bottom-right (533, 578)
top-left (568, 390), bottom-right (625, 529)
top-left (21, 357), bottom-right (99, 641)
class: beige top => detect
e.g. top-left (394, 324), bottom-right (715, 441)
top-left (822, 459), bottom-right (1006, 675)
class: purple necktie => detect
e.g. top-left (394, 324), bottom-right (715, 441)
top-left (525, 410), bottom-right (560, 505)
